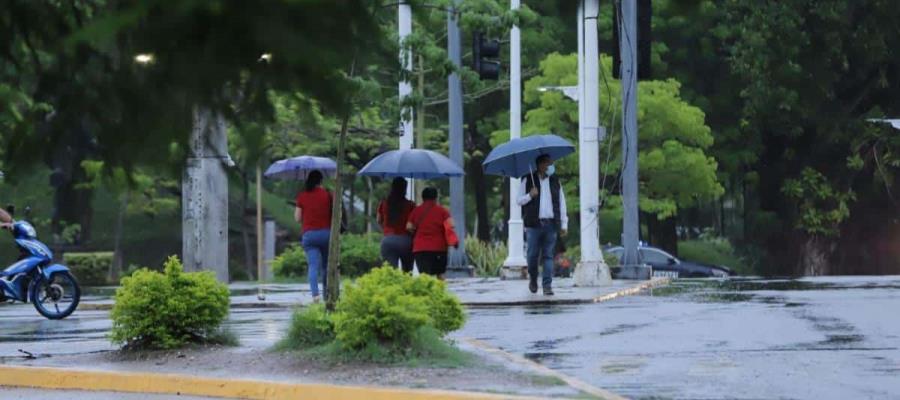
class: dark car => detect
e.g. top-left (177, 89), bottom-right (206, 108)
top-left (605, 245), bottom-right (732, 278)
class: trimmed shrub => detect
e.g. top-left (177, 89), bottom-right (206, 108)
top-left (273, 233), bottom-right (383, 279)
top-left (63, 252), bottom-right (113, 286)
top-left (465, 236), bottom-right (506, 277)
top-left (280, 303), bottom-right (335, 349)
top-left (110, 255), bottom-right (230, 349)
top-left (332, 266), bottom-right (465, 350)
top-left (339, 233), bottom-right (382, 277)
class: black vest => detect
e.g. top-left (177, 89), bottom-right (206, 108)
top-left (522, 173), bottom-right (561, 228)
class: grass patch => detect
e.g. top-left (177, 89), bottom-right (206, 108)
top-left (281, 326), bottom-right (474, 368)
top-left (678, 239), bottom-right (753, 275)
top-left (206, 328), bottom-right (240, 347)
top-left (530, 374), bottom-right (567, 387)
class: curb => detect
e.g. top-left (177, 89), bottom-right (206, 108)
top-left (78, 278), bottom-right (671, 311)
top-left (0, 365), bottom-right (548, 400)
top-left (461, 338), bottom-right (627, 400)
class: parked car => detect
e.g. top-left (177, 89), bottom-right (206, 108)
top-left (604, 244), bottom-right (732, 278)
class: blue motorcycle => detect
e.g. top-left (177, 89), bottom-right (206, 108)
top-left (0, 207), bottom-right (81, 319)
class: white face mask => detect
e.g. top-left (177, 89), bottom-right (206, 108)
top-left (546, 164), bottom-right (556, 176)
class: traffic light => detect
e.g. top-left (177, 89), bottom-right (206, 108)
top-left (612, 0), bottom-right (652, 80)
top-left (473, 32), bottom-right (500, 80)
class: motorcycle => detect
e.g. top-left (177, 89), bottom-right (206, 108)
top-left (0, 206), bottom-right (81, 319)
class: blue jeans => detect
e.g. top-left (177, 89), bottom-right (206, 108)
top-left (302, 229), bottom-right (330, 297)
top-left (526, 223), bottom-right (558, 288)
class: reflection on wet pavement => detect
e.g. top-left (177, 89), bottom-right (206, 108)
top-left (454, 276), bottom-right (900, 400)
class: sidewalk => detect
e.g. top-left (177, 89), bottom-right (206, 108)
top-left (80, 277), bottom-right (670, 310)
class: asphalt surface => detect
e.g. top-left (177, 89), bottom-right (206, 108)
top-left (453, 276), bottom-right (900, 400)
top-left (1, 276), bottom-right (898, 400)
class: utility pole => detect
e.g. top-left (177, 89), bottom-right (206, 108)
top-left (619, 0), bottom-right (650, 279)
top-left (399, 2), bottom-right (415, 199)
top-left (501, 0), bottom-right (529, 279)
top-left (183, 106), bottom-right (229, 282)
top-left (573, 0), bottom-right (612, 286)
top-left (447, 1), bottom-right (469, 274)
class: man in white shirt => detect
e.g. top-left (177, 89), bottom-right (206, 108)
top-left (517, 155), bottom-right (567, 295)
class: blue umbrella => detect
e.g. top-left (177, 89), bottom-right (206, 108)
top-left (357, 149), bottom-right (464, 179)
top-left (264, 156), bottom-right (337, 180)
top-left (482, 134), bottom-right (575, 178)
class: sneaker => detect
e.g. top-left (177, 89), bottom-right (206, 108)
top-left (543, 287), bottom-right (554, 296)
top-left (528, 278), bottom-right (538, 294)
top-left (312, 295), bottom-right (321, 304)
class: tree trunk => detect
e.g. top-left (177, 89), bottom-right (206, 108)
top-left (800, 236), bottom-right (833, 276)
top-left (326, 111), bottom-right (350, 311)
top-left (365, 177), bottom-right (374, 234)
top-left (466, 121), bottom-right (491, 242)
top-left (241, 171), bottom-right (254, 279)
top-left (646, 212), bottom-right (678, 256)
top-left (110, 191), bottom-right (128, 283)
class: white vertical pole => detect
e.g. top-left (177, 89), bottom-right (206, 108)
top-left (502, 0), bottom-right (528, 277)
top-left (573, 0), bottom-right (612, 286)
top-left (399, 3), bottom-right (415, 199)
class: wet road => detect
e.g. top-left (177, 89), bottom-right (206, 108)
top-left (454, 276), bottom-right (900, 400)
top-left (1, 277), bottom-right (898, 399)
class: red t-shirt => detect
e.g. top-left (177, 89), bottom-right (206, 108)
top-left (296, 187), bottom-right (332, 232)
top-left (407, 200), bottom-right (451, 253)
top-left (378, 199), bottom-right (415, 236)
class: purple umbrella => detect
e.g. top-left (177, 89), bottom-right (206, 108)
top-left (264, 156), bottom-right (337, 180)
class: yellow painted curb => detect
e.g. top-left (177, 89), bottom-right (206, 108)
top-left (0, 365), bottom-right (546, 400)
top-left (591, 278), bottom-right (671, 303)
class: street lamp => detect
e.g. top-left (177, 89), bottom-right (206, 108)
top-left (537, 86), bottom-right (579, 102)
top-left (134, 53), bottom-right (155, 64)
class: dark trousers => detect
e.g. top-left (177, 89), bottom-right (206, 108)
top-left (414, 251), bottom-right (448, 276)
top-left (526, 221), bottom-right (557, 288)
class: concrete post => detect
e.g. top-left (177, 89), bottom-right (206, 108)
top-left (501, 0), bottom-right (529, 279)
top-left (182, 106), bottom-right (229, 282)
top-left (263, 219), bottom-right (276, 281)
top-left (619, 0), bottom-right (651, 279)
top-left (573, 0), bottom-right (612, 286)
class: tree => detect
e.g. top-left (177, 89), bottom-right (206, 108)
top-left (723, 0), bottom-right (900, 275)
top-left (521, 52), bottom-right (723, 254)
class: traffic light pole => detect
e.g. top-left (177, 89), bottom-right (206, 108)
top-left (502, 0), bottom-right (529, 278)
top-left (447, 2), bottom-right (468, 273)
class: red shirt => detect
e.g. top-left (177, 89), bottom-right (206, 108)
top-left (407, 200), bottom-right (451, 253)
top-left (296, 187), bottom-right (332, 232)
top-left (378, 199), bottom-right (415, 236)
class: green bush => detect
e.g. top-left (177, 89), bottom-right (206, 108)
top-left (272, 245), bottom-right (307, 278)
top-left (64, 252), bottom-right (114, 286)
top-left (280, 303), bottom-right (335, 349)
top-left (339, 233), bottom-right (382, 276)
top-left (272, 233), bottom-right (383, 279)
top-left (332, 266), bottom-right (465, 350)
top-left (110, 255), bottom-right (230, 349)
top-left (465, 236), bottom-right (506, 277)
top-left (678, 238), bottom-right (750, 275)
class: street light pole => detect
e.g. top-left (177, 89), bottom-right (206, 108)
top-left (502, 0), bottom-right (529, 278)
top-left (573, 0), bottom-right (612, 286)
top-left (399, 2), bottom-right (415, 199)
